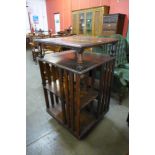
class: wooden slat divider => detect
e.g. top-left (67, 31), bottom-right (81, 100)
top-left (91, 69), bottom-right (96, 89)
top-left (58, 68), bottom-right (67, 124)
top-left (69, 72), bottom-right (74, 131)
top-left (76, 74), bottom-right (81, 136)
top-left (38, 61), bottom-right (46, 85)
top-left (43, 88), bottom-right (50, 109)
top-left (100, 63), bottom-right (109, 114)
top-left (64, 70), bottom-right (70, 127)
top-left (97, 65), bottom-right (104, 117)
top-left (104, 60), bottom-right (115, 112)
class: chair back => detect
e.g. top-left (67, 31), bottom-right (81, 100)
top-left (92, 34), bottom-right (129, 67)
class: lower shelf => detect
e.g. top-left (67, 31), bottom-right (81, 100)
top-left (46, 103), bottom-right (103, 139)
top-left (45, 82), bottom-right (98, 110)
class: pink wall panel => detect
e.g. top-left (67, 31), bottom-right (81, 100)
top-left (46, 0), bottom-right (129, 37)
top-left (46, 0), bottom-right (71, 33)
top-left (79, 0), bottom-right (90, 9)
top-left (89, 0), bottom-right (110, 8)
top-left (71, 0), bottom-right (79, 10)
top-left (71, 0), bottom-right (110, 10)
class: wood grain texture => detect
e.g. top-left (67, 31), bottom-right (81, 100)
top-left (35, 36), bottom-right (118, 49)
top-left (37, 38), bottom-right (116, 139)
top-left (39, 50), bottom-right (114, 74)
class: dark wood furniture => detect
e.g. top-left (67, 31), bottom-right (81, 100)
top-left (36, 36), bottom-right (118, 139)
top-left (72, 6), bottom-right (110, 36)
top-left (102, 13), bottom-right (125, 36)
top-left (92, 34), bottom-right (129, 103)
top-left (34, 35), bottom-right (118, 67)
top-left (38, 50), bottom-right (115, 139)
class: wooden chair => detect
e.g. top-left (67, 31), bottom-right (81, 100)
top-left (42, 44), bottom-right (62, 56)
top-left (29, 33), bottom-right (46, 63)
top-left (29, 40), bottom-right (41, 63)
top-left (92, 34), bottom-right (129, 103)
top-left (29, 33), bottom-right (60, 63)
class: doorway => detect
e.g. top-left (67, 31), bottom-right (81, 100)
top-left (54, 13), bottom-right (60, 33)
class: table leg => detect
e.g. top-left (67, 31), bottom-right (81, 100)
top-left (74, 48), bottom-right (84, 70)
top-left (38, 43), bottom-right (44, 58)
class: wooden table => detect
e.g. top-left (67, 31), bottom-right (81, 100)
top-left (38, 48), bottom-right (116, 139)
top-left (35, 35), bottom-right (118, 69)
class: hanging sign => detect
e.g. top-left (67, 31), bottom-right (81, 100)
top-left (33, 16), bottom-right (39, 24)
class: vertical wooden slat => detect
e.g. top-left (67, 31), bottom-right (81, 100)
top-left (55, 95), bottom-right (59, 104)
top-left (105, 62), bottom-right (112, 110)
top-left (50, 92), bottom-right (54, 108)
top-left (100, 60), bottom-right (115, 114)
top-left (52, 66), bottom-right (57, 82)
top-left (43, 88), bottom-right (50, 109)
top-left (85, 72), bottom-right (90, 91)
top-left (40, 43), bottom-right (44, 58)
top-left (91, 69), bottom-right (96, 89)
top-left (45, 63), bottom-right (51, 85)
top-left (97, 65), bottom-right (104, 118)
top-left (38, 60), bottom-right (46, 86)
top-left (76, 74), bottom-right (81, 136)
top-left (49, 64), bottom-right (55, 107)
top-left (52, 66), bottom-right (59, 104)
top-left (104, 60), bottom-right (115, 112)
top-left (38, 60), bottom-right (50, 108)
top-left (46, 63), bottom-right (55, 108)
top-left (100, 63), bottom-right (109, 114)
top-left (69, 72), bottom-right (74, 131)
top-left (64, 70), bottom-right (70, 127)
top-left (58, 68), bottom-right (67, 124)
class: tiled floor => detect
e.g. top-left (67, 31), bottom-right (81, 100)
top-left (26, 49), bottom-right (129, 155)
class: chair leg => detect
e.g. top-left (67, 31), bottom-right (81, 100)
top-left (126, 113), bottom-right (129, 126)
top-left (32, 50), bottom-right (39, 64)
top-left (32, 51), bottom-right (36, 61)
top-left (119, 95), bottom-right (123, 104)
top-left (35, 53), bottom-right (38, 64)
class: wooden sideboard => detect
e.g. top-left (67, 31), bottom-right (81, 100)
top-left (102, 13), bottom-right (125, 36)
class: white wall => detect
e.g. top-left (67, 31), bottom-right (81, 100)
top-left (26, 8), bottom-right (30, 33)
top-left (26, 0), bottom-right (48, 33)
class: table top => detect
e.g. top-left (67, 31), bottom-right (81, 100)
top-left (39, 50), bottom-right (114, 74)
top-left (34, 35), bottom-right (118, 49)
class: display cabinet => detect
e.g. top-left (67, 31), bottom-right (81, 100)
top-left (72, 6), bottom-right (110, 36)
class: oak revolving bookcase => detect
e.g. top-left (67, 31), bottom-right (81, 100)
top-left (36, 36), bottom-right (117, 139)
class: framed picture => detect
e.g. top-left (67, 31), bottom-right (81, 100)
top-left (33, 16), bottom-right (39, 24)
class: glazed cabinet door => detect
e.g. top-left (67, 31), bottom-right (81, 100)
top-left (72, 13), bottom-right (79, 34)
top-left (93, 10), bottom-right (102, 36)
top-left (85, 11), bottom-right (93, 35)
top-left (79, 12), bottom-right (85, 34)
top-left (72, 6), bottom-right (110, 36)
top-left (93, 7), bottom-right (109, 36)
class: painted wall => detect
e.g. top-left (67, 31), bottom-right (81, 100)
top-left (46, 0), bottom-right (129, 37)
top-left (46, 0), bottom-right (72, 33)
top-left (71, 0), bottom-right (110, 10)
top-left (26, 0), bottom-right (48, 32)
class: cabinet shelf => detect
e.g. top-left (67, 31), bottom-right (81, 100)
top-left (44, 82), bottom-right (98, 110)
top-left (47, 105), bottom-right (100, 139)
